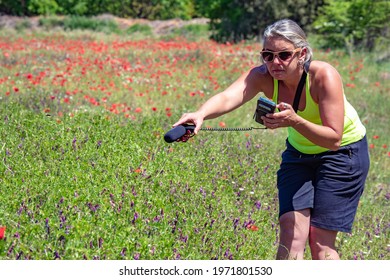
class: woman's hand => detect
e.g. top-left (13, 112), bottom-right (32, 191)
top-left (172, 111), bottom-right (205, 135)
top-left (261, 102), bottom-right (300, 129)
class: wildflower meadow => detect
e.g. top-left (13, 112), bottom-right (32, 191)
top-left (0, 26), bottom-right (389, 261)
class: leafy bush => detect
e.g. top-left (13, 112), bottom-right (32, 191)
top-left (39, 15), bottom-right (122, 34)
top-left (38, 16), bottom-right (64, 29)
top-left (14, 19), bottom-right (32, 31)
top-left (28, 0), bottom-right (60, 15)
top-left (62, 16), bottom-right (121, 33)
top-left (125, 23), bottom-right (153, 35)
top-left (313, 0), bottom-right (390, 54)
top-left (170, 24), bottom-right (210, 41)
top-left (207, 0), bottom-right (324, 43)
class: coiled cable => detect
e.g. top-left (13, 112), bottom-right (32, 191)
top-left (200, 127), bottom-right (265, 131)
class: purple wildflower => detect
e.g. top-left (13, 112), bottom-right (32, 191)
top-left (224, 248), bottom-right (233, 260)
top-left (132, 212), bottom-right (139, 224)
top-left (87, 202), bottom-right (100, 212)
top-left (180, 234), bottom-right (188, 243)
top-left (17, 203), bottom-right (24, 215)
top-left (199, 187), bottom-right (206, 198)
top-left (45, 218), bottom-right (50, 235)
top-left (72, 137), bottom-right (77, 150)
top-left (233, 218), bottom-right (240, 229)
top-left (120, 247), bottom-right (127, 257)
top-left (7, 241), bottom-right (15, 256)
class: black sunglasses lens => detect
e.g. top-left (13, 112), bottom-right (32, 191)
top-left (262, 52), bottom-right (274, 62)
top-left (278, 51), bottom-right (293, 61)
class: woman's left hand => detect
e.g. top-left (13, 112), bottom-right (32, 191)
top-left (261, 102), bottom-right (297, 129)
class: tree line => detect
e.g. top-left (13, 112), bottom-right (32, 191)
top-left (0, 0), bottom-right (388, 53)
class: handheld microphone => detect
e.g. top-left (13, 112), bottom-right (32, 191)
top-left (164, 124), bottom-right (195, 143)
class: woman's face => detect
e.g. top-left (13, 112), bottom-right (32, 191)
top-left (262, 37), bottom-right (303, 80)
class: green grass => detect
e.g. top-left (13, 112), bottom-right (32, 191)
top-left (0, 27), bottom-right (389, 260)
top-left (0, 105), bottom-right (281, 259)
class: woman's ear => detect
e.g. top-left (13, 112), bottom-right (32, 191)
top-left (299, 47), bottom-right (307, 61)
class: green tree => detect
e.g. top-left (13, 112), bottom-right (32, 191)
top-left (0, 0), bottom-right (198, 19)
top-left (313, 0), bottom-right (390, 53)
top-left (206, 0), bottom-right (324, 43)
top-left (28, 0), bottom-right (60, 15)
top-left (0, 0), bottom-right (30, 15)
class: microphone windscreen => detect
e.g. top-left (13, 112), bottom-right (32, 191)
top-left (164, 125), bottom-right (187, 143)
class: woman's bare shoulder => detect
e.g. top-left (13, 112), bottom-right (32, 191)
top-left (310, 60), bottom-right (341, 77)
top-left (309, 60), bottom-right (342, 86)
top-left (247, 64), bottom-right (273, 97)
top-left (250, 64), bottom-right (268, 75)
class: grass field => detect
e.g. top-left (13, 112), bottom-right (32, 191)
top-left (0, 27), bottom-right (389, 260)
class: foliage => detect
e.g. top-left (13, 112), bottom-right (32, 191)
top-left (0, 0), bottom-right (197, 19)
top-left (38, 15), bottom-right (121, 33)
top-left (28, 0), bottom-right (60, 15)
top-left (206, 0), bottom-right (324, 43)
top-left (313, 0), bottom-right (390, 55)
top-left (62, 16), bottom-right (121, 33)
top-left (1, 0), bottom-right (389, 53)
top-left (125, 23), bottom-right (153, 36)
top-left (167, 24), bottom-right (210, 41)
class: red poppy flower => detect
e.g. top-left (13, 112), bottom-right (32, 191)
top-left (246, 224), bottom-right (259, 231)
top-left (219, 122), bottom-right (226, 128)
top-left (0, 226), bottom-right (5, 239)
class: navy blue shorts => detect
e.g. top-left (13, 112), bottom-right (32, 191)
top-left (277, 136), bottom-right (369, 233)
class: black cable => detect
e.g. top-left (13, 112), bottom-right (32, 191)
top-left (200, 127), bottom-right (266, 131)
top-left (164, 124), bottom-right (266, 143)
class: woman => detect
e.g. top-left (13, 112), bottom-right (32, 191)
top-left (172, 19), bottom-right (369, 260)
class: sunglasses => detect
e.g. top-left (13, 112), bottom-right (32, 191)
top-left (260, 48), bottom-right (301, 62)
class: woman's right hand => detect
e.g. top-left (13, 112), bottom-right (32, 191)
top-left (172, 111), bottom-right (205, 135)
